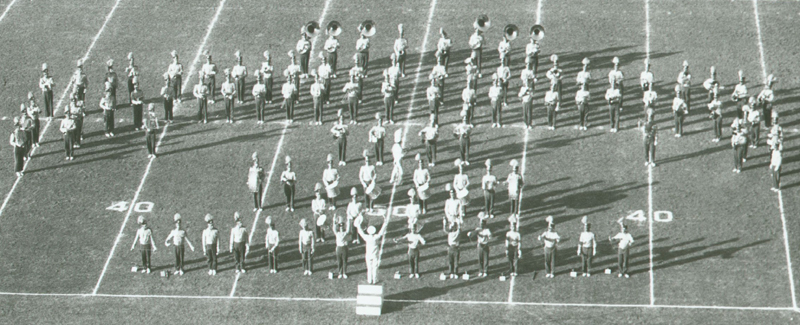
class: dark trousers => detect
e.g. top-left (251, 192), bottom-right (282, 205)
top-left (608, 101), bottom-right (621, 129)
top-left (384, 96), bottom-right (395, 121)
top-left (197, 99), bottom-right (208, 122)
top-left (205, 245), bottom-right (217, 270)
top-left (132, 104), bottom-right (143, 129)
top-left (127, 80), bottom-right (135, 103)
top-left (233, 241), bottom-right (246, 271)
top-left (14, 146), bottom-right (24, 172)
top-left (408, 248), bottom-right (420, 274)
top-left (255, 97), bottom-right (265, 121)
top-left (478, 245), bottom-right (489, 273)
top-left (301, 246), bottom-right (313, 271)
top-left (73, 117), bottom-right (83, 145)
top-left (509, 196), bottom-right (519, 215)
top-left (313, 97), bottom-right (324, 123)
top-left (544, 247), bottom-right (556, 274)
top-left (500, 81), bottom-right (509, 104)
top-left (501, 53), bottom-right (510, 67)
top-left (465, 104), bottom-right (475, 125)
top-left (164, 99), bottom-right (174, 121)
top-left (397, 51), bottom-right (406, 75)
top-left (337, 137), bottom-right (347, 162)
top-left (374, 138), bottom-right (384, 164)
top-left (347, 96), bottom-right (358, 122)
top-left (236, 77), bottom-right (246, 102)
top-left (264, 77), bottom-right (273, 103)
top-left (336, 246), bottom-right (348, 275)
top-left (31, 119), bottom-right (40, 145)
top-left (63, 132), bottom-right (74, 158)
top-left (645, 140), bottom-right (655, 163)
top-left (206, 76), bottom-right (216, 101)
top-left (507, 247), bottom-right (518, 274)
top-left (425, 140), bottom-right (436, 165)
top-left (484, 190), bottom-right (494, 215)
top-left (617, 247), bottom-right (629, 274)
top-left (428, 100), bottom-right (439, 125)
top-left (712, 116), bottom-right (723, 139)
top-left (356, 52), bottom-right (369, 73)
top-left (23, 130), bottom-right (32, 156)
top-left (356, 79), bottom-right (363, 101)
top-left (326, 51), bottom-right (338, 76)
top-left (76, 85), bottom-right (86, 102)
top-left (734, 144), bottom-right (746, 169)
top-left (323, 79), bottom-right (331, 103)
top-left (763, 102), bottom-right (773, 127)
top-left (448, 246), bottom-right (460, 275)
top-left (736, 99), bottom-right (746, 118)
top-left (674, 111), bottom-right (685, 135)
top-left (283, 183), bottom-right (295, 209)
top-left (580, 247), bottom-right (592, 273)
top-left (749, 123), bottom-right (760, 145)
top-left (530, 53), bottom-right (539, 75)
top-left (680, 88), bottom-right (691, 111)
top-left (171, 75), bottom-right (182, 101)
top-left (266, 246), bottom-right (279, 271)
top-left (439, 50), bottom-right (450, 73)
top-left (43, 90), bottom-right (54, 117)
top-left (546, 103), bottom-right (557, 128)
top-left (224, 98), bottom-right (234, 121)
top-left (252, 185), bottom-right (263, 210)
top-left (494, 99), bottom-right (505, 126)
top-left (459, 137), bottom-right (470, 163)
top-left (140, 248), bottom-right (152, 269)
top-left (772, 166), bottom-right (781, 189)
top-left (300, 52), bottom-right (310, 75)
top-left (472, 48), bottom-right (482, 75)
top-left (282, 99), bottom-right (294, 120)
top-left (146, 131), bottom-right (156, 155)
top-left (174, 245), bottom-right (185, 271)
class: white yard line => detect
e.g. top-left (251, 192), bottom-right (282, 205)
top-left (376, 0), bottom-right (438, 267)
top-left (644, 0), bottom-right (655, 307)
top-left (751, 0), bottom-right (797, 311)
top-left (91, 0), bottom-right (229, 295)
top-left (228, 0), bottom-right (334, 297)
top-left (0, 0), bottom-right (124, 218)
top-left (0, 0), bottom-right (19, 24)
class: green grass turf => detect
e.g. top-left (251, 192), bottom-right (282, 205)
top-left (0, 0), bottom-right (798, 323)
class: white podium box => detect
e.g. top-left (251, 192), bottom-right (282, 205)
top-left (356, 284), bottom-right (384, 316)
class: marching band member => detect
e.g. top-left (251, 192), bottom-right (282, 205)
top-left (520, 57), bottom-right (535, 90)
top-left (770, 136), bottom-right (783, 192)
top-left (260, 51), bottom-right (274, 104)
top-left (436, 28), bottom-right (452, 74)
top-left (105, 59), bottom-right (119, 107)
top-left (252, 74), bottom-right (267, 123)
top-left (368, 113), bottom-right (386, 164)
top-left (349, 54), bottom-right (365, 103)
top-left (281, 75), bottom-right (298, 124)
top-left (470, 215), bottom-right (491, 277)
top-left (10, 118), bottom-right (26, 176)
top-left (643, 108), bottom-right (657, 167)
top-left (767, 111), bottom-right (783, 153)
top-left (426, 79), bottom-right (441, 125)
top-left (316, 186), bottom-right (333, 243)
top-left (544, 80), bottom-right (560, 130)
top-left (394, 223), bottom-right (426, 278)
top-left (265, 216), bottom-right (280, 273)
top-left (462, 81), bottom-right (476, 125)
top-left (324, 31), bottom-right (340, 78)
top-left (672, 85), bottom-right (688, 137)
top-left (357, 217), bottom-right (389, 284)
top-left (130, 216), bottom-right (157, 274)
top-left (220, 69), bottom-right (236, 123)
top-left (429, 56), bottom-right (447, 106)
top-left (360, 151), bottom-right (379, 211)
top-left (419, 114), bottom-right (438, 166)
top-left (444, 184), bottom-right (464, 225)
top-left (346, 186), bottom-right (363, 244)
top-left (605, 81), bottom-right (622, 133)
top-left (506, 215), bottom-right (521, 277)
top-left (608, 57), bottom-right (624, 108)
top-left (160, 75), bottom-right (175, 124)
top-left (758, 74), bottom-right (776, 127)
top-left (229, 213), bottom-right (249, 274)
top-left (394, 24), bottom-right (408, 77)
top-left (19, 113), bottom-right (32, 159)
top-left (745, 97), bottom-right (761, 148)
top-left (498, 33), bottom-right (511, 67)
top-left (26, 93), bottom-right (41, 148)
top-left (202, 214), bottom-right (220, 275)
top-left (247, 152), bottom-right (265, 211)
top-left (497, 59), bottom-right (511, 106)
top-left (482, 159), bottom-right (498, 218)
top-left (491, 75), bottom-right (506, 128)
top-left (525, 34), bottom-right (540, 75)
top-left (703, 66), bottom-right (718, 103)
top-left (640, 59), bottom-right (653, 92)
top-left (143, 104), bottom-right (159, 158)
top-left (405, 189), bottom-right (421, 229)
top-left (443, 217), bottom-right (462, 278)
top-left (382, 74), bottom-right (396, 123)
top-left (167, 51), bottom-right (183, 103)
top-left (505, 159), bottom-right (523, 216)
top-left (39, 63), bottom-right (55, 119)
top-left (731, 116), bottom-right (748, 173)
top-left (390, 129), bottom-right (404, 186)
top-left (284, 51), bottom-right (301, 103)
top-left (469, 26), bottom-right (484, 77)
top-left (577, 216), bottom-right (596, 277)
top-left (517, 75), bottom-right (532, 129)
top-left (677, 60), bottom-right (692, 112)
top-left (454, 111), bottom-right (472, 164)
top-left (466, 55), bottom-right (479, 90)
top-left (538, 216), bottom-right (560, 278)
top-left (311, 183), bottom-right (327, 239)
top-left (298, 218), bottom-right (316, 275)
top-left (385, 54), bottom-right (401, 104)
top-left (58, 113), bottom-right (75, 160)
top-left (453, 158), bottom-right (470, 207)
top-left (576, 57), bottom-right (591, 89)
top-left (130, 80), bottom-right (145, 130)
top-left (343, 75), bottom-right (360, 123)
top-left (72, 59), bottom-right (88, 102)
top-left (413, 154), bottom-right (431, 214)
top-left (332, 213), bottom-right (350, 278)
top-left (323, 154), bottom-right (341, 208)
top-left (610, 224), bottom-right (634, 278)
top-left (546, 54), bottom-right (563, 97)
top-left (643, 82), bottom-right (657, 117)
top-left (355, 32), bottom-right (370, 76)
top-left (280, 156), bottom-right (297, 211)
top-left (296, 32), bottom-right (312, 78)
top-left (164, 214), bottom-right (195, 276)
top-left (67, 95), bottom-right (84, 148)
top-left (708, 83), bottom-right (723, 142)
top-left (124, 53), bottom-right (139, 104)
top-left (232, 51), bottom-right (247, 104)
top-left (193, 72), bottom-right (209, 124)
top-left (576, 82), bottom-right (591, 130)
top-left (731, 70), bottom-right (748, 118)
top-left (310, 73), bottom-right (325, 125)
top-left (331, 111), bottom-right (348, 165)
top-left (318, 55), bottom-right (333, 104)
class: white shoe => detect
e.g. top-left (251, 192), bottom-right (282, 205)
top-left (342, 274), bottom-right (347, 279)
top-left (241, 269), bottom-right (246, 274)
top-left (415, 274), bottom-right (420, 278)
top-left (208, 270), bottom-right (213, 275)
top-left (408, 274), bottom-right (414, 279)
top-left (624, 274), bottom-right (630, 278)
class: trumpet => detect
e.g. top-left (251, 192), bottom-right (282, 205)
top-left (358, 20), bottom-right (376, 37)
top-left (504, 24), bottom-right (519, 41)
top-left (326, 20), bottom-right (342, 36)
top-left (302, 21), bottom-right (321, 37)
top-left (530, 24), bottom-right (545, 41)
top-left (473, 14), bottom-right (490, 32)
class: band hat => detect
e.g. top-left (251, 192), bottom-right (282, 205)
top-left (485, 159), bottom-right (492, 168)
top-left (454, 158), bottom-right (462, 167)
top-left (285, 155), bottom-right (292, 165)
top-left (445, 183), bottom-right (452, 192)
top-left (415, 153), bottom-right (421, 161)
top-left (351, 187), bottom-right (358, 196)
top-left (509, 159), bottom-right (519, 167)
top-left (171, 50), bottom-right (178, 58)
top-left (127, 52), bottom-right (134, 61)
top-left (27, 92), bottom-right (34, 100)
top-left (314, 182), bottom-right (323, 192)
top-left (174, 213), bottom-right (182, 222)
top-left (326, 153), bottom-right (333, 162)
top-left (362, 149), bottom-right (369, 158)
top-left (265, 216), bottom-right (273, 225)
top-left (682, 60), bottom-right (689, 67)
top-left (612, 57), bottom-right (619, 65)
top-left (394, 129), bottom-right (403, 143)
top-left (204, 214), bottom-right (214, 223)
top-left (41, 63), bottom-right (48, 71)
top-left (234, 212), bottom-right (241, 222)
top-left (106, 59), bottom-right (114, 67)
top-left (263, 50), bottom-right (270, 59)
top-left (407, 188), bottom-right (416, 197)
top-left (137, 216), bottom-right (146, 224)
top-left (582, 57), bottom-right (590, 65)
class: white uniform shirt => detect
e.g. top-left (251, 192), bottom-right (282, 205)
top-left (613, 232), bottom-right (634, 249)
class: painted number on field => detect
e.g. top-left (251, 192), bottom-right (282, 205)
top-left (106, 201), bottom-right (155, 213)
top-left (624, 210), bottom-right (673, 223)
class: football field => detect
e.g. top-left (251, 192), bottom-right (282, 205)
top-left (0, 0), bottom-right (798, 323)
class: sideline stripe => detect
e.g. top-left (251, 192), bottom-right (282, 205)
top-left (377, 0), bottom-right (439, 265)
top-left (91, 0), bottom-right (229, 295)
top-left (751, 0), bottom-right (797, 311)
top-left (228, 0), bottom-right (335, 297)
top-left (0, 0), bottom-right (124, 218)
top-left (644, 0), bottom-right (655, 306)
top-left (0, 0), bottom-right (19, 24)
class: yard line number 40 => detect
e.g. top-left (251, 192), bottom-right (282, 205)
top-left (106, 201), bottom-right (155, 213)
top-left (624, 210), bottom-right (673, 223)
